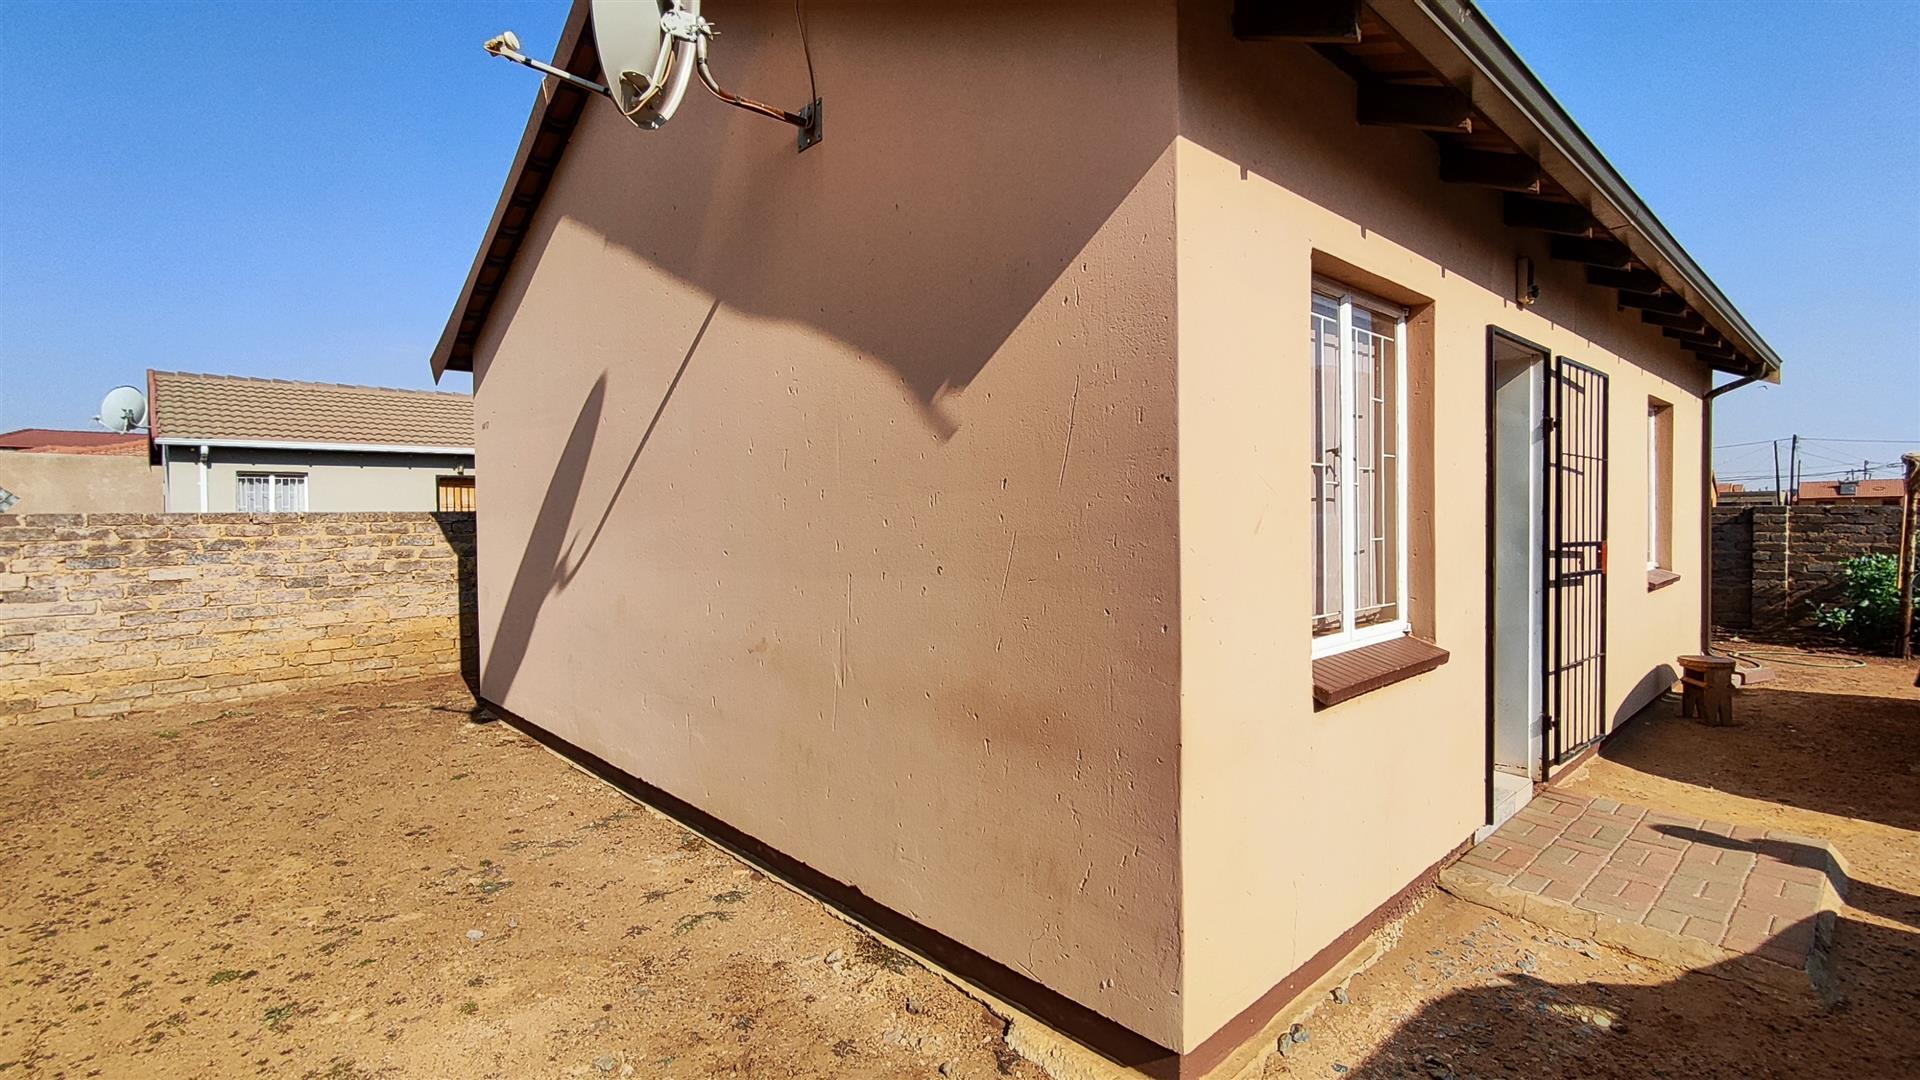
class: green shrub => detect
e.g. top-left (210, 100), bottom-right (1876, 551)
top-left (1813, 553), bottom-right (1906, 649)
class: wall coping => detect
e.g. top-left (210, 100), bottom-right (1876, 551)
top-left (0, 511), bottom-right (474, 527)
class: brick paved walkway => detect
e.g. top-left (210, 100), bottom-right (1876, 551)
top-left (1440, 789), bottom-right (1848, 988)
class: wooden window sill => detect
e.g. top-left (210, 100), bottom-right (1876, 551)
top-left (1646, 568), bottom-right (1681, 592)
top-left (1312, 636), bottom-right (1450, 709)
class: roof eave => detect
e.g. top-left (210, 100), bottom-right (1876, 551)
top-left (1373, 0), bottom-right (1782, 382)
top-left (431, 0), bottom-right (597, 380)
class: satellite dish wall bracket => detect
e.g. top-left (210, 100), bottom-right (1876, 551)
top-left (692, 31), bottom-right (821, 151)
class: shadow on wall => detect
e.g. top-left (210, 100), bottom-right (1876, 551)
top-left (1610, 664), bottom-right (1679, 731)
top-left (478, 299), bottom-right (719, 703)
top-left (488, 0), bottom-right (1177, 441)
top-left (428, 510), bottom-right (480, 695)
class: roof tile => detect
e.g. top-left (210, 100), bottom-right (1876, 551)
top-left (149, 371), bottom-right (471, 449)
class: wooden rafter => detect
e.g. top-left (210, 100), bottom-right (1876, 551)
top-left (1357, 83), bottom-right (1473, 132)
top-left (1233, 0), bottom-right (1361, 43)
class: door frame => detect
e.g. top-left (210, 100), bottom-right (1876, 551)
top-left (1483, 327), bottom-right (1553, 824)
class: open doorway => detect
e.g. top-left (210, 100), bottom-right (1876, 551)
top-left (1486, 329), bottom-right (1548, 830)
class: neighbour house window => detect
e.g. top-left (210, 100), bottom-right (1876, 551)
top-left (1309, 279), bottom-right (1409, 657)
top-left (436, 475), bottom-right (477, 512)
top-left (236, 473), bottom-right (307, 513)
top-left (1647, 400), bottom-right (1673, 571)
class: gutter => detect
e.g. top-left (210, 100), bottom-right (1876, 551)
top-left (1699, 372), bottom-right (1767, 650)
top-left (152, 438), bottom-right (474, 456)
top-left (1375, 0), bottom-right (1783, 381)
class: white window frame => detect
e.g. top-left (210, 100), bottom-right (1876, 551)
top-left (1647, 402), bottom-right (1669, 570)
top-left (1310, 276), bottom-right (1411, 660)
top-left (236, 472), bottom-right (308, 514)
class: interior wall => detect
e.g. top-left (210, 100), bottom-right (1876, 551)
top-left (1173, 0), bottom-right (1710, 1047)
top-left (467, 0), bottom-right (1188, 1049)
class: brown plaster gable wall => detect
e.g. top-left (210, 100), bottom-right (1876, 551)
top-left (1173, 0), bottom-right (1710, 1046)
top-left (466, 0), bottom-right (1186, 1050)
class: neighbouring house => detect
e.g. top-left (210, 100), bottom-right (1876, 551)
top-left (0, 428), bottom-right (161, 513)
top-left (431, 1), bottom-right (1783, 1072)
top-left (1796, 478), bottom-right (1905, 505)
top-left (149, 371), bottom-right (476, 513)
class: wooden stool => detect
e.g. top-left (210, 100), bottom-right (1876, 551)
top-left (1679, 654), bottom-right (1737, 726)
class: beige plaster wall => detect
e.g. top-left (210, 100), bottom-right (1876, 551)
top-left (0, 452), bottom-right (161, 514)
top-left (161, 449), bottom-right (473, 512)
top-left (467, 0), bottom-right (1187, 1048)
top-left (1172, 1), bottom-right (1709, 1046)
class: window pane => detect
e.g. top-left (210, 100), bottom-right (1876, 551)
top-left (272, 475), bottom-right (305, 513)
top-left (1310, 294), bottom-right (1343, 636)
top-left (236, 475), bottom-right (269, 513)
top-left (1350, 303), bottom-right (1398, 627)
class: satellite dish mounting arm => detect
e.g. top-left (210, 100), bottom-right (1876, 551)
top-left (483, 32), bottom-right (614, 99)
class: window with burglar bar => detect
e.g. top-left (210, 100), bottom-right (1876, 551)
top-left (1309, 279), bottom-right (1409, 656)
top-left (236, 473), bottom-right (307, 513)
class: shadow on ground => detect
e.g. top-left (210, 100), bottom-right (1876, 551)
top-left (1333, 909), bottom-right (1917, 1079)
top-left (1600, 683), bottom-right (1920, 832)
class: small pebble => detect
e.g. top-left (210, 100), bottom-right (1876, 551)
top-left (938, 1064), bottom-right (953, 1077)
top-left (466, 929), bottom-right (485, 942)
top-left (824, 949), bottom-right (844, 965)
top-left (593, 1056), bottom-right (616, 1073)
top-left (1289, 1023), bottom-right (1310, 1045)
top-left (1331, 986), bottom-right (1349, 1005)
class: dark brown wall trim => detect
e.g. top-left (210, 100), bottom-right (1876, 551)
top-left (480, 697), bottom-right (1182, 1077)
top-left (1176, 836), bottom-right (1473, 1079)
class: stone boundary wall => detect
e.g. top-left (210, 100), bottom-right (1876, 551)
top-left (1711, 503), bottom-right (1903, 638)
top-left (0, 513), bottom-right (475, 725)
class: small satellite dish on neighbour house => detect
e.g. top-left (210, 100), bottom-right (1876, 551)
top-left (483, 0), bottom-right (822, 151)
top-left (95, 385), bottom-right (148, 433)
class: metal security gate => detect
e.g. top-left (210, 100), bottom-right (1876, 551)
top-left (1544, 357), bottom-right (1609, 765)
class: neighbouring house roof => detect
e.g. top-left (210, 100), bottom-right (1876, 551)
top-left (0, 429), bottom-right (148, 455)
top-left (431, 0), bottom-right (1784, 381)
top-left (1796, 479), bottom-right (1906, 503)
top-left (148, 371), bottom-right (473, 452)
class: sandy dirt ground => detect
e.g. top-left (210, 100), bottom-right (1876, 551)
top-left (3, 648), bottom-right (1915, 1080)
top-left (0, 679), bottom-right (1045, 1080)
top-left (1261, 648), bottom-right (1920, 1079)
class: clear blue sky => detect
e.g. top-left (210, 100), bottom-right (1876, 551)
top-left (2, 1), bottom-right (1914, 485)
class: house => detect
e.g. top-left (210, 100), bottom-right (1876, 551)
top-left (431, 1), bottom-right (1782, 1073)
top-left (0, 429), bottom-right (149, 454)
top-left (0, 429), bottom-right (160, 513)
top-left (1796, 478), bottom-right (1904, 505)
top-left (149, 371), bottom-right (476, 513)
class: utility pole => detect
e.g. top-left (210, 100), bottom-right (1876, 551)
top-left (1773, 439), bottom-right (1782, 505)
top-left (1789, 434), bottom-right (1800, 504)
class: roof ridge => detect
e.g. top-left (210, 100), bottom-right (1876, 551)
top-left (148, 370), bottom-right (471, 398)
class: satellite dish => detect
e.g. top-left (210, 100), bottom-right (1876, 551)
top-left (593, 0), bottom-right (697, 130)
top-left (483, 0), bottom-right (822, 151)
top-left (96, 385), bottom-right (148, 433)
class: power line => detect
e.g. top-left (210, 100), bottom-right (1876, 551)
top-left (1715, 437), bottom-right (1918, 450)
